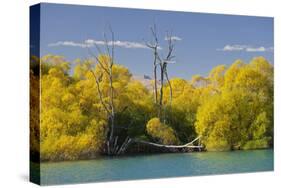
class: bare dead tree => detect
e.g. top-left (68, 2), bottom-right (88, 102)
top-left (163, 31), bottom-right (176, 105)
top-left (146, 27), bottom-right (175, 122)
top-left (103, 27), bottom-right (116, 153)
top-left (162, 31), bottom-right (176, 123)
top-left (87, 27), bottom-right (132, 155)
top-left (146, 24), bottom-right (160, 105)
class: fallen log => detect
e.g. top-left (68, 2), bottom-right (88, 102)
top-left (131, 136), bottom-right (203, 149)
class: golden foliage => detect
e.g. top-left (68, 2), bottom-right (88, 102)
top-left (31, 54), bottom-right (273, 160)
top-left (146, 118), bottom-right (179, 145)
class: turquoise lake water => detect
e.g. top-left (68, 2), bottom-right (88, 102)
top-left (40, 149), bottom-right (273, 185)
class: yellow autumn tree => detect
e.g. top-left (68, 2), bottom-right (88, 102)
top-left (146, 118), bottom-right (178, 145)
top-left (195, 57), bottom-right (273, 151)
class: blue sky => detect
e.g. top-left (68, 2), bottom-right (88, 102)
top-left (35, 3), bottom-right (274, 80)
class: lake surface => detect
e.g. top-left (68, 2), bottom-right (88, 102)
top-left (39, 149), bottom-right (273, 185)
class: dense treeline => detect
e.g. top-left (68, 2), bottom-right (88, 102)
top-left (30, 55), bottom-right (273, 161)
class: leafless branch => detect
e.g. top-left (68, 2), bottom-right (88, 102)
top-left (87, 47), bottom-right (110, 75)
top-left (89, 68), bottom-right (111, 115)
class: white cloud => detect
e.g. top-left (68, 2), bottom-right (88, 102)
top-left (113, 40), bottom-right (148, 49)
top-left (164, 36), bottom-right (182, 41)
top-left (246, 46), bottom-right (266, 52)
top-left (219, 45), bottom-right (248, 51)
top-left (48, 41), bottom-right (88, 48)
top-left (217, 44), bottom-right (273, 52)
top-left (49, 39), bottom-right (149, 49)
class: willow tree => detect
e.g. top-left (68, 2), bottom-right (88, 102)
top-left (195, 57), bottom-right (273, 151)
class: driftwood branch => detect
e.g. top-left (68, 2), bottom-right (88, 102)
top-left (132, 136), bottom-right (202, 149)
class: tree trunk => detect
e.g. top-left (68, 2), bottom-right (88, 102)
top-left (164, 68), bottom-right (172, 105)
top-left (158, 64), bottom-right (164, 120)
top-left (153, 53), bottom-right (158, 104)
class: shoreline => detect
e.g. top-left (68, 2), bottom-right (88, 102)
top-left (35, 147), bottom-right (273, 163)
